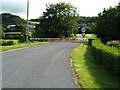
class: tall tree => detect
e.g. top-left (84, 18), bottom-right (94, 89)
top-left (34, 2), bottom-right (79, 38)
top-left (96, 3), bottom-right (120, 42)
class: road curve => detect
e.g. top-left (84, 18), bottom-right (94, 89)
top-left (2, 42), bottom-right (80, 88)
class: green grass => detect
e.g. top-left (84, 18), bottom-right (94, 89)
top-left (0, 42), bottom-right (50, 52)
top-left (29, 21), bottom-right (40, 25)
top-left (71, 44), bottom-right (119, 88)
top-left (76, 34), bottom-right (96, 38)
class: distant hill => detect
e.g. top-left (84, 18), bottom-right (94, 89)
top-left (1, 13), bottom-right (26, 26)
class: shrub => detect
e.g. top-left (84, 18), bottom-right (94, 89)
top-left (107, 40), bottom-right (120, 48)
top-left (0, 39), bottom-right (19, 46)
top-left (92, 40), bottom-right (120, 78)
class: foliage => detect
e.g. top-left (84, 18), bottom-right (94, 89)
top-left (71, 44), bottom-right (119, 88)
top-left (77, 16), bottom-right (97, 34)
top-left (34, 2), bottom-right (80, 38)
top-left (4, 25), bottom-right (26, 42)
top-left (75, 34), bottom-right (96, 39)
top-left (96, 3), bottom-right (120, 42)
top-left (92, 40), bottom-right (120, 79)
top-left (0, 25), bottom-right (4, 39)
top-left (107, 40), bottom-right (120, 48)
top-left (0, 39), bottom-right (19, 46)
top-left (29, 19), bottom-right (39, 22)
top-left (1, 13), bottom-right (26, 26)
top-left (1, 13), bottom-right (27, 40)
top-left (1, 13), bottom-right (38, 42)
top-left (28, 21), bottom-right (40, 25)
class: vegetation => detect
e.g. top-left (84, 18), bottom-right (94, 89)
top-left (28, 21), bottom-right (40, 25)
top-left (0, 42), bottom-right (50, 52)
top-left (34, 2), bottom-right (79, 38)
top-left (71, 44), bottom-right (120, 88)
top-left (0, 39), bottom-right (19, 46)
top-left (107, 40), bottom-right (120, 48)
top-left (77, 17), bottom-right (97, 34)
top-left (1, 13), bottom-right (26, 40)
top-left (1, 13), bottom-right (26, 26)
top-left (0, 24), bottom-right (5, 39)
top-left (1, 13), bottom-right (38, 42)
top-left (96, 3), bottom-right (120, 42)
top-left (76, 34), bottom-right (96, 38)
top-left (92, 40), bottom-right (120, 78)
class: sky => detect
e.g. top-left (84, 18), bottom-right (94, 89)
top-left (1, 0), bottom-right (120, 19)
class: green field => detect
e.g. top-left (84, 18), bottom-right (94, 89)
top-left (29, 21), bottom-right (40, 25)
top-left (0, 42), bottom-right (50, 52)
top-left (71, 44), bottom-right (119, 88)
top-left (76, 34), bottom-right (96, 38)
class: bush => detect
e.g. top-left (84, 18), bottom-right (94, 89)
top-left (107, 40), bottom-right (120, 48)
top-left (0, 39), bottom-right (19, 46)
top-left (92, 40), bottom-right (120, 78)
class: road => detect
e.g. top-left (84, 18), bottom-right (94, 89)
top-left (2, 42), bottom-right (80, 88)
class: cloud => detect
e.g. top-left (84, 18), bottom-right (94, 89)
top-left (1, 0), bottom-right (26, 14)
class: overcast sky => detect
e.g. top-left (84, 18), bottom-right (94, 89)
top-left (1, 0), bottom-right (120, 19)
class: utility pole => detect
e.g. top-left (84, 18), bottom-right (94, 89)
top-left (26, 0), bottom-right (29, 43)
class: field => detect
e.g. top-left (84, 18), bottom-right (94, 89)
top-left (76, 34), bottom-right (96, 38)
top-left (29, 21), bottom-right (40, 25)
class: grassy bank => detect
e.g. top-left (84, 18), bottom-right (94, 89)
top-left (0, 42), bottom-right (50, 52)
top-left (71, 44), bottom-right (119, 88)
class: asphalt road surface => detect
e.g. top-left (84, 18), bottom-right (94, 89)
top-left (2, 42), bottom-right (80, 88)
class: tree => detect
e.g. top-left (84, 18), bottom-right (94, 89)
top-left (1, 13), bottom-right (26, 26)
top-left (0, 25), bottom-right (6, 39)
top-left (96, 3), bottom-right (120, 43)
top-left (34, 2), bottom-right (79, 38)
top-left (77, 16), bottom-right (97, 34)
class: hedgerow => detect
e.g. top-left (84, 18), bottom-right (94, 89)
top-left (0, 39), bottom-right (19, 46)
top-left (92, 40), bottom-right (120, 78)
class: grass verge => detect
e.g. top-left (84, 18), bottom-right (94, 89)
top-left (71, 44), bottom-right (119, 88)
top-left (0, 42), bottom-right (50, 52)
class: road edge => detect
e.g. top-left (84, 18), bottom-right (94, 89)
top-left (69, 57), bottom-right (81, 88)
top-left (69, 44), bottom-right (82, 88)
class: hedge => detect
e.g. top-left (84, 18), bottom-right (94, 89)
top-left (92, 40), bottom-right (120, 78)
top-left (0, 39), bottom-right (19, 46)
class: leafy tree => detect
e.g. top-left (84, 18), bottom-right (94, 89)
top-left (96, 3), bottom-right (120, 43)
top-left (19, 25), bottom-right (26, 42)
top-left (77, 16), bottom-right (97, 34)
top-left (34, 2), bottom-right (79, 38)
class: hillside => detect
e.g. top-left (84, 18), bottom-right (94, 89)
top-left (1, 13), bottom-right (26, 26)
